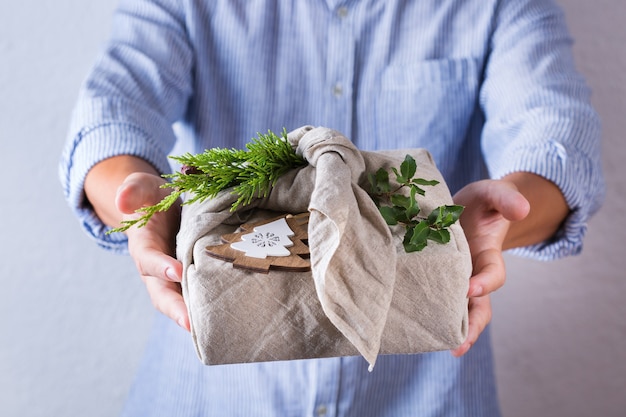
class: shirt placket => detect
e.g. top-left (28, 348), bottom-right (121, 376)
top-left (309, 357), bottom-right (342, 417)
top-left (325, 3), bottom-right (355, 137)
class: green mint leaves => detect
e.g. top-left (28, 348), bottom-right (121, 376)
top-left (368, 154), bottom-right (464, 253)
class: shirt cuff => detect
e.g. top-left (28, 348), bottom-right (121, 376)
top-left (492, 139), bottom-right (605, 261)
top-left (60, 123), bottom-right (173, 254)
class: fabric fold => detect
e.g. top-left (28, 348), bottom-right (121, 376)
top-left (294, 128), bottom-right (397, 368)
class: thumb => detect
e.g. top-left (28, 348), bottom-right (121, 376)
top-left (492, 181), bottom-right (530, 223)
top-left (454, 179), bottom-right (530, 223)
top-left (115, 172), bottom-right (168, 214)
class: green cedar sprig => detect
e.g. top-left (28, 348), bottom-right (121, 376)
top-left (107, 128), bottom-right (307, 234)
top-left (368, 154), bottom-right (464, 252)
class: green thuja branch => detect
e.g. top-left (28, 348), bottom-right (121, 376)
top-left (368, 154), bottom-right (464, 252)
top-left (107, 128), bottom-right (307, 234)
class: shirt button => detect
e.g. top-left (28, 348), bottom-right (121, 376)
top-left (332, 83), bottom-right (343, 97)
top-left (316, 404), bottom-right (328, 416)
top-left (337, 6), bottom-right (348, 19)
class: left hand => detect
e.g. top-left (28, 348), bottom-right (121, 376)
top-left (450, 179), bottom-right (530, 356)
top-left (117, 172), bottom-right (189, 331)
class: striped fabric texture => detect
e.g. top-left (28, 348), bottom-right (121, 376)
top-left (59, 0), bottom-right (604, 415)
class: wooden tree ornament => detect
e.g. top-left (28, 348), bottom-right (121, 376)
top-left (205, 213), bottom-right (311, 273)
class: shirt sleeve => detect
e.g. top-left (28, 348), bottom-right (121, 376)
top-left (480, 0), bottom-right (605, 260)
top-left (59, 0), bottom-right (194, 253)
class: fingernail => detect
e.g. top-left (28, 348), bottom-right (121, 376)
top-left (470, 285), bottom-right (483, 297)
top-left (165, 267), bottom-right (178, 281)
top-left (178, 317), bottom-right (191, 332)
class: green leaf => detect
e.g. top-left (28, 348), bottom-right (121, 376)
top-left (405, 185), bottom-right (420, 219)
top-left (379, 206), bottom-right (399, 225)
top-left (412, 178), bottom-right (439, 187)
top-left (394, 206), bottom-right (412, 224)
top-left (428, 205), bottom-right (464, 228)
top-left (411, 221), bottom-right (430, 243)
top-left (403, 222), bottom-right (429, 252)
top-left (399, 154), bottom-right (417, 183)
top-left (427, 206), bottom-right (444, 225)
top-left (368, 172), bottom-right (378, 194)
top-left (374, 168), bottom-right (391, 193)
top-left (390, 193), bottom-right (411, 209)
top-left (428, 228), bottom-right (450, 244)
top-left (403, 240), bottom-right (426, 253)
top-left (391, 167), bottom-right (404, 184)
top-left (410, 221), bottom-right (430, 247)
top-left (409, 183), bottom-right (426, 197)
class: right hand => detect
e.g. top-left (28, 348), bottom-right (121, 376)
top-left (450, 179), bottom-right (529, 357)
top-left (116, 172), bottom-right (190, 331)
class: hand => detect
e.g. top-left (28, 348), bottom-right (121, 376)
top-left (450, 179), bottom-right (530, 356)
top-left (116, 172), bottom-right (190, 331)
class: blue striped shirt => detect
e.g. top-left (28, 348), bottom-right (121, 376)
top-left (59, 0), bottom-right (604, 416)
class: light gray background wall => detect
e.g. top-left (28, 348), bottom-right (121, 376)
top-left (1, 0), bottom-right (624, 416)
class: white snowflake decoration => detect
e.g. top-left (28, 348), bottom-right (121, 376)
top-left (230, 218), bottom-right (295, 259)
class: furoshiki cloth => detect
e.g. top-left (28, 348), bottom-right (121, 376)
top-left (177, 126), bottom-right (471, 369)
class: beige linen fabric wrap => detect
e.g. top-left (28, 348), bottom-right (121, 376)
top-left (177, 126), bottom-right (471, 370)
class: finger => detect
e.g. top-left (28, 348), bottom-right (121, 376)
top-left (454, 180), bottom-right (530, 223)
top-left (451, 295), bottom-right (492, 357)
top-left (467, 247), bottom-right (506, 297)
top-left (115, 172), bottom-right (167, 214)
top-left (144, 275), bottom-right (190, 331)
top-left (130, 239), bottom-right (183, 283)
top-left (490, 181), bottom-right (530, 222)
